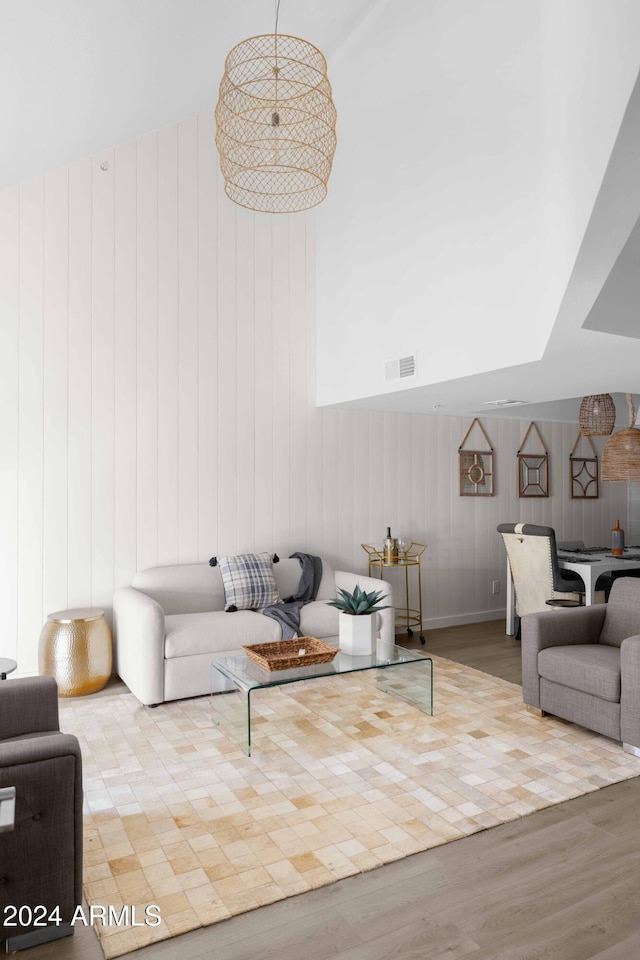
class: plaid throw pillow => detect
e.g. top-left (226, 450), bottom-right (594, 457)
top-left (217, 552), bottom-right (281, 611)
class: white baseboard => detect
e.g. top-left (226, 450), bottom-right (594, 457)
top-left (420, 609), bottom-right (507, 631)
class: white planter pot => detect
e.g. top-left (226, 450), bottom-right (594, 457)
top-left (339, 612), bottom-right (375, 656)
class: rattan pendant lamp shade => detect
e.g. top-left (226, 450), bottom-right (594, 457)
top-left (602, 394), bottom-right (640, 481)
top-left (578, 394), bottom-right (616, 436)
top-left (215, 7), bottom-right (337, 214)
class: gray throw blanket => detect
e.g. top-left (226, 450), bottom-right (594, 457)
top-left (262, 552), bottom-right (323, 639)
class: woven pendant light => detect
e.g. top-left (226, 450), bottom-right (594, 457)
top-left (215, 4), bottom-right (337, 214)
top-left (602, 394), bottom-right (640, 481)
top-left (578, 394), bottom-right (616, 435)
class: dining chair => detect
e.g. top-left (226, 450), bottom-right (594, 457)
top-left (498, 523), bottom-right (584, 635)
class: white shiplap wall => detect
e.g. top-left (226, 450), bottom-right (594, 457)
top-left (0, 110), bottom-right (628, 675)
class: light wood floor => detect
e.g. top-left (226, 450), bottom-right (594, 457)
top-left (16, 621), bottom-right (640, 960)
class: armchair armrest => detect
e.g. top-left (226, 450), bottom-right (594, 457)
top-left (113, 586), bottom-right (166, 705)
top-left (0, 732), bottom-right (83, 930)
top-left (0, 676), bottom-right (59, 740)
top-left (620, 635), bottom-right (640, 749)
top-left (334, 570), bottom-right (395, 646)
top-left (521, 605), bottom-right (607, 707)
top-left (0, 787), bottom-right (15, 832)
top-left (0, 732), bottom-right (82, 769)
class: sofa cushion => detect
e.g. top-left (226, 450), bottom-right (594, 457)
top-left (218, 553), bottom-right (281, 611)
top-left (271, 557), bottom-right (335, 601)
top-left (299, 601), bottom-right (340, 638)
top-left (132, 563), bottom-right (225, 614)
top-left (537, 643), bottom-right (621, 703)
top-left (272, 558), bottom-right (306, 599)
top-left (316, 559), bottom-right (336, 601)
top-left (164, 611), bottom-right (281, 658)
top-left (131, 557), bottom-right (335, 616)
top-left (165, 605), bottom-right (341, 659)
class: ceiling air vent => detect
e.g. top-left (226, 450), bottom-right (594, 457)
top-left (483, 399), bottom-right (526, 407)
top-left (385, 354), bottom-right (417, 381)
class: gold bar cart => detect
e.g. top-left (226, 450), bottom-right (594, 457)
top-left (362, 542), bottom-right (428, 644)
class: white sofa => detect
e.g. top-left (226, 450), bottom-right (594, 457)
top-left (112, 557), bottom-right (394, 705)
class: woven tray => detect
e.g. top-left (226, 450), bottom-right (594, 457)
top-left (242, 637), bottom-right (338, 671)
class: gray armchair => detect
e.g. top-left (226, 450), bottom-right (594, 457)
top-left (0, 676), bottom-right (83, 950)
top-left (521, 577), bottom-right (640, 755)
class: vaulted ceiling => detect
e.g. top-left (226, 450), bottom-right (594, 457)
top-left (3, 0), bottom-right (640, 427)
top-left (0, 0), bottom-right (373, 191)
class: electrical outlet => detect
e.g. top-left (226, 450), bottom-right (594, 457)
top-left (492, 580), bottom-right (500, 595)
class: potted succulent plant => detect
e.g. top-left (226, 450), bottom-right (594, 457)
top-left (327, 584), bottom-right (390, 656)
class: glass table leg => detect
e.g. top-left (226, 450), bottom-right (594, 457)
top-left (246, 689), bottom-right (253, 757)
top-left (210, 664), bottom-right (250, 753)
top-left (210, 690), bottom-right (253, 754)
top-left (375, 658), bottom-right (433, 716)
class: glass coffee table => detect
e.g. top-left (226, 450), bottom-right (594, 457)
top-left (212, 639), bottom-right (432, 756)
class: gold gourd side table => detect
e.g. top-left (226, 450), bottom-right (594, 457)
top-left (362, 542), bottom-right (427, 644)
top-left (38, 607), bottom-right (113, 697)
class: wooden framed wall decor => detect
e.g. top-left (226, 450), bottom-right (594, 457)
top-left (458, 418), bottom-right (494, 496)
top-left (517, 422), bottom-right (549, 497)
top-left (570, 432), bottom-right (599, 499)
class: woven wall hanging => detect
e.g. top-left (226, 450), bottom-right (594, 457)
top-left (458, 418), bottom-right (494, 496)
top-left (569, 432), bottom-right (599, 499)
top-left (517, 422), bottom-right (549, 497)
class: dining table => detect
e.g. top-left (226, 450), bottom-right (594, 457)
top-left (505, 547), bottom-right (640, 635)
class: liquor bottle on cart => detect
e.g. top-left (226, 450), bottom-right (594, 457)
top-left (383, 527), bottom-right (398, 563)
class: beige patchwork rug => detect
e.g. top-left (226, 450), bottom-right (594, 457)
top-left (59, 656), bottom-right (640, 958)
